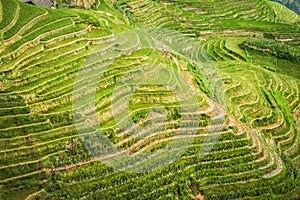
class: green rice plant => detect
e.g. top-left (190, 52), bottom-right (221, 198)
top-left (0, 0), bottom-right (18, 30)
top-left (3, 1), bottom-right (46, 39)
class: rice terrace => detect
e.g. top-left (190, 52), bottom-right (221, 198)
top-left (0, 0), bottom-right (300, 199)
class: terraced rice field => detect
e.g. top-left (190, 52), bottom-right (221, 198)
top-left (0, 0), bottom-right (300, 199)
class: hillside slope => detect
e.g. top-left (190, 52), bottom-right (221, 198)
top-left (271, 0), bottom-right (300, 15)
top-left (0, 0), bottom-right (300, 199)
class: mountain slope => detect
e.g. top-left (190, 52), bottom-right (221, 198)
top-left (271, 0), bottom-right (300, 15)
top-left (0, 0), bottom-right (300, 199)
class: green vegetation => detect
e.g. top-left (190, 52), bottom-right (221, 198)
top-left (271, 0), bottom-right (300, 15)
top-left (0, 0), bottom-right (300, 199)
top-left (3, 1), bottom-right (45, 39)
top-left (269, 1), bottom-right (300, 24)
top-left (241, 37), bottom-right (300, 63)
top-left (0, 0), bottom-right (18, 30)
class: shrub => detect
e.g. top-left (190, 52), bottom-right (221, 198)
top-left (240, 38), bottom-right (300, 63)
